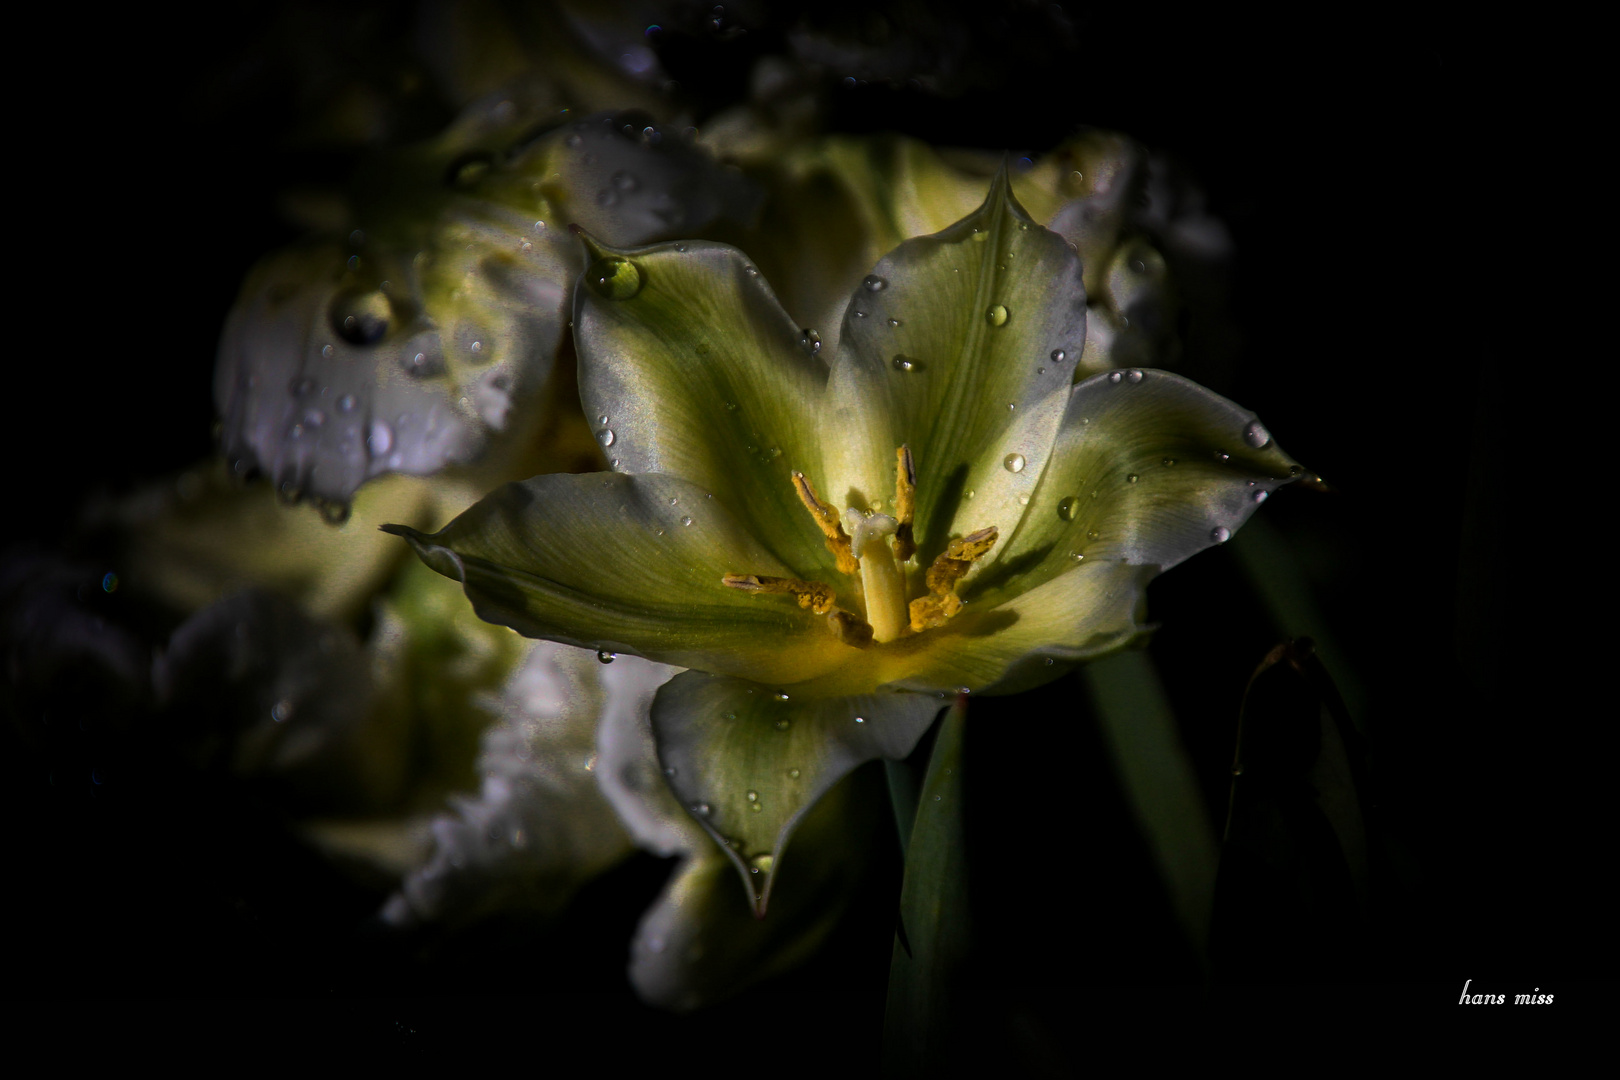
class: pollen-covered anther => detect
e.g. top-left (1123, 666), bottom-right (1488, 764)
top-left (722, 573), bottom-right (836, 615)
top-left (791, 471), bottom-right (859, 575)
top-left (909, 526), bottom-right (999, 632)
top-left (893, 445), bottom-right (917, 563)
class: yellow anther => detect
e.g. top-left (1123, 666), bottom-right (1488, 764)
top-left (722, 573), bottom-right (836, 615)
top-left (792, 471), bottom-right (859, 575)
top-left (907, 593), bottom-right (963, 631)
top-left (827, 608), bottom-right (875, 648)
top-left (909, 526), bottom-right (998, 633)
top-left (893, 445), bottom-right (917, 563)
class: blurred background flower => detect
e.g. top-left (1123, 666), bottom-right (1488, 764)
top-left (6, 0), bottom-right (1590, 1053)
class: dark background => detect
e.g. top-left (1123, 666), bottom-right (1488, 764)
top-left (6, 0), bottom-right (1593, 1054)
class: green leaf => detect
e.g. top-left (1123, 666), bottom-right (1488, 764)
top-left (884, 698), bottom-right (969, 1073)
top-left (649, 670), bottom-right (943, 913)
top-left (573, 236), bottom-right (840, 581)
top-left (821, 168), bottom-right (1086, 572)
top-left (384, 472), bottom-right (856, 685)
top-left (1081, 650), bottom-right (1218, 959)
top-left (978, 368), bottom-right (1302, 607)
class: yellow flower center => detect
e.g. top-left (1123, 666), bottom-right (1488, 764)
top-left (722, 446), bottom-right (998, 646)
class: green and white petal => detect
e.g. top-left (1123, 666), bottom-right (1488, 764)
top-left (573, 238), bottom-right (841, 580)
top-left (988, 369), bottom-right (1301, 604)
top-left (380, 640), bottom-right (635, 929)
top-left (593, 654), bottom-right (695, 858)
top-left (385, 472), bottom-right (853, 685)
top-left (822, 170), bottom-right (1086, 567)
top-left (650, 670), bottom-right (944, 913)
top-left (628, 765), bottom-right (884, 1011)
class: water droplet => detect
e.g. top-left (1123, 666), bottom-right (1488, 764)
top-left (402, 350), bottom-right (445, 378)
top-left (1003, 453), bottom-right (1026, 473)
top-left (680, 515), bottom-right (693, 526)
top-left (773, 691), bottom-right (789, 701)
top-left (597, 650), bottom-right (617, 664)
top-left (986, 304), bottom-right (1009, 327)
top-left (321, 344), bottom-right (333, 358)
top-left (1126, 370), bottom-right (1144, 384)
top-left (447, 150), bottom-right (495, 189)
top-left (1051, 349), bottom-right (1067, 363)
top-left (585, 256), bottom-right (643, 300)
top-left (750, 854), bottom-right (774, 874)
top-left (1214, 449), bottom-right (1230, 463)
top-left (1108, 371), bottom-right (1122, 384)
top-left (787, 768), bottom-right (801, 779)
top-left (1126, 473), bottom-right (1139, 484)
top-left (367, 421), bottom-right (394, 455)
top-left (745, 790), bottom-right (758, 802)
top-left (854, 716), bottom-right (865, 724)
top-left (272, 699), bottom-right (293, 723)
top-left (1243, 421), bottom-right (1272, 449)
top-left (1253, 490), bottom-right (1269, 504)
top-left (971, 228), bottom-right (988, 242)
top-left (887, 318), bottom-right (902, 327)
top-left (1070, 551), bottom-right (1085, 561)
top-left (1037, 366), bottom-right (1046, 375)
top-left (1007, 402), bottom-right (1018, 412)
top-left (750, 802), bottom-right (763, 813)
top-left (863, 274), bottom-right (887, 292)
top-left (1058, 496), bottom-right (1079, 521)
top-left (800, 328), bottom-right (822, 355)
top-left (692, 802), bottom-right (711, 816)
top-left (743, 264), bottom-right (758, 277)
top-left (1210, 526), bottom-right (1231, 543)
top-left (337, 394), bottom-right (357, 414)
top-left (724, 711), bottom-right (736, 720)
top-left (1018, 494), bottom-right (1030, 505)
top-left (597, 414), bottom-right (609, 425)
top-left (892, 355), bottom-right (923, 372)
top-left (597, 427), bottom-right (616, 447)
top-left (1162, 457), bottom-right (1176, 467)
top-left (1087, 528), bottom-right (1100, 540)
top-left (331, 290), bottom-right (391, 345)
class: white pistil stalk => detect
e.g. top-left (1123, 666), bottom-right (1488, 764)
top-left (843, 508), bottom-right (908, 644)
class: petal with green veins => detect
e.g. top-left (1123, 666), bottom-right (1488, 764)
top-left (983, 369), bottom-right (1301, 604)
top-left (383, 472), bottom-right (852, 685)
top-left (629, 761), bottom-right (885, 1012)
top-left (573, 238), bottom-right (841, 580)
top-left (650, 670), bottom-right (943, 915)
top-left (822, 169), bottom-right (1085, 566)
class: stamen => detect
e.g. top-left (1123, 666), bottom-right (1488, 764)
top-left (827, 608), bottom-right (875, 648)
top-left (792, 471), bottom-right (859, 575)
top-left (893, 445), bottom-right (916, 562)
top-left (909, 526), bottom-right (999, 632)
top-left (722, 573), bottom-right (836, 614)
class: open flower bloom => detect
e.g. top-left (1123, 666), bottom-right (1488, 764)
top-left (387, 172), bottom-right (1300, 913)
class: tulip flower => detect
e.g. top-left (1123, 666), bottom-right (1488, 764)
top-left (386, 170), bottom-right (1300, 913)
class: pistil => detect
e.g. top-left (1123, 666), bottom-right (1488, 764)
top-left (843, 508), bottom-right (908, 643)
